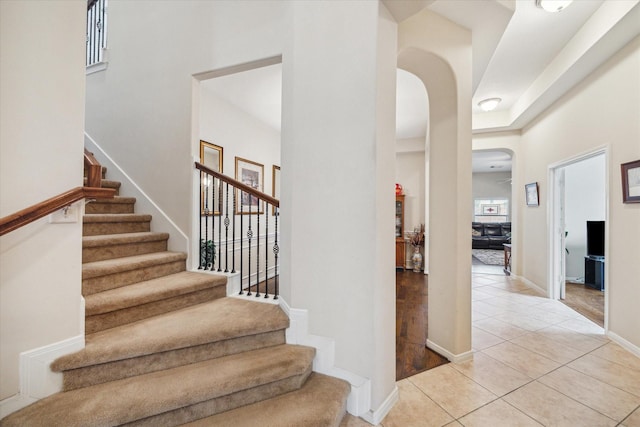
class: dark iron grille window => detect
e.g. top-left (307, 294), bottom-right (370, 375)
top-left (86, 0), bottom-right (107, 66)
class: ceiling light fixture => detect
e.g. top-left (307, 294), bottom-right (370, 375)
top-left (536, 0), bottom-right (573, 13)
top-left (478, 98), bottom-right (501, 112)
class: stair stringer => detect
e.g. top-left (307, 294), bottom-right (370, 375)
top-left (278, 298), bottom-right (399, 425)
top-left (84, 133), bottom-right (189, 257)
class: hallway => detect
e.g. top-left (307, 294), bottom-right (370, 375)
top-left (343, 273), bottom-right (640, 426)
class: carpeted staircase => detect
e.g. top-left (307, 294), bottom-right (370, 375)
top-left (1, 166), bottom-right (350, 426)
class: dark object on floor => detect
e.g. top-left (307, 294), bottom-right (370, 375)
top-left (472, 222), bottom-right (511, 250)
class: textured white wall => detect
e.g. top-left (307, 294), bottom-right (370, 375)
top-left (520, 36), bottom-right (640, 348)
top-left (398, 9), bottom-right (473, 358)
top-left (0, 0), bottom-right (86, 399)
top-left (281, 1), bottom-right (397, 409)
top-left (472, 171), bottom-right (513, 221)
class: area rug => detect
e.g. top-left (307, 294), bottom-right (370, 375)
top-left (472, 249), bottom-right (504, 266)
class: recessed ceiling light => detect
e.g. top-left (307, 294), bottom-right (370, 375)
top-left (478, 98), bottom-right (501, 112)
top-left (536, 0), bottom-right (573, 13)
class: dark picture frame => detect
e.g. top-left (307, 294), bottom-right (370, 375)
top-left (525, 182), bottom-right (539, 206)
top-left (272, 165), bottom-right (280, 215)
top-left (235, 156), bottom-right (264, 214)
top-left (621, 159), bottom-right (640, 204)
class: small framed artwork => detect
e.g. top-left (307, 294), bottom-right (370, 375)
top-left (482, 204), bottom-right (500, 215)
top-left (621, 159), bottom-right (640, 203)
top-left (525, 182), bottom-right (539, 206)
top-left (235, 156), bottom-right (264, 214)
top-left (272, 165), bottom-right (280, 215)
top-left (200, 140), bottom-right (223, 173)
top-left (199, 141), bottom-right (223, 216)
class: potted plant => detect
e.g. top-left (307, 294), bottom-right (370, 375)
top-left (200, 239), bottom-right (216, 269)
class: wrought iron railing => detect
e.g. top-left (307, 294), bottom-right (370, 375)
top-left (195, 162), bottom-right (280, 299)
top-left (86, 0), bottom-right (107, 66)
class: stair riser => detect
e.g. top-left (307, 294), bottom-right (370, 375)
top-left (83, 260), bottom-right (186, 295)
top-left (122, 370), bottom-right (311, 427)
top-left (85, 287), bottom-right (227, 334)
top-left (62, 330), bottom-right (286, 390)
top-left (83, 240), bottom-right (168, 263)
top-left (86, 202), bottom-right (135, 214)
top-left (83, 221), bottom-right (151, 236)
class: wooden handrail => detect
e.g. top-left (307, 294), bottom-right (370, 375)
top-left (84, 148), bottom-right (102, 188)
top-left (0, 187), bottom-right (115, 236)
top-left (195, 162), bottom-right (279, 208)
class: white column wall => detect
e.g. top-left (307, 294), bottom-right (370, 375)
top-left (398, 9), bottom-right (473, 358)
top-left (281, 1), bottom-right (396, 409)
top-left (0, 1), bottom-right (86, 399)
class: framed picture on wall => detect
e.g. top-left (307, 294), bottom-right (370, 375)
top-left (200, 140), bottom-right (223, 173)
top-left (482, 204), bottom-right (500, 215)
top-left (199, 141), bottom-right (223, 215)
top-left (621, 159), bottom-right (640, 203)
top-left (525, 182), bottom-right (539, 206)
top-left (235, 156), bottom-right (264, 214)
top-left (272, 165), bottom-right (280, 215)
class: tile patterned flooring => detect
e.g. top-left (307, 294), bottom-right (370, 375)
top-left (342, 273), bottom-right (640, 427)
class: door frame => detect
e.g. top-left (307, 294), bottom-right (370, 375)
top-left (547, 146), bottom-right (609, 329)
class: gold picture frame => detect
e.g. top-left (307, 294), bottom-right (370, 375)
top-left (199, 141), bottom-right (223, 215)
top-left (235, 156), bottom-right (264, 214)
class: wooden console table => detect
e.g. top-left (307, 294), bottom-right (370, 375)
top-left (503, 243), bottom-right (512, 276)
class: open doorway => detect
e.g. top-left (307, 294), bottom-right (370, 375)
top-left (549, 149), bottom-right (607, 328)
top-left (471, 150), bottom-right (512, 275)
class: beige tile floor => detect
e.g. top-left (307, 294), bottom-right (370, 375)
top-left (342, 273), bottom-right (640, 427)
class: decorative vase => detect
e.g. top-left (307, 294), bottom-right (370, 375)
top-left (411, 246), bottom-right (422, 272)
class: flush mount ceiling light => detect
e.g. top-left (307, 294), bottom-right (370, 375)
top-left (478, 98), bottom-right (501, 112)
top-left (536, 0), bottom-right (573, 13)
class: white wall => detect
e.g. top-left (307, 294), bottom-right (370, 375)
top-left (520, 36), bottom-right (640, 349)
top-left (564, 155), bottom-right (606, 280)
top-left (396, 150), bottom-right (426, 234)
top-left (472, 171), bottom-right (512, 221)
top-left (398, 9), bottom-right (473, 359)
top-left (0, 1), bottom-right (86, 399)
top-left (281, 1), bottom-right (397, 412)
top-left (199, 86), bottom-right (281, 193)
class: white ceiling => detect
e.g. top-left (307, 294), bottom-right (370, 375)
top-left (201, 0), bottom-right (640, 171)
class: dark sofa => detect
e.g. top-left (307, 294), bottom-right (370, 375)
top-left (472, 222), bottom-right (511, 250)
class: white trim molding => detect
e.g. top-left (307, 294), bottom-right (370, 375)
top-left (0, 335), bottom-right (84, 418)
top-left (511, 274), bottom-right (547, 296)
top-left (278, 298), bottom-right (394, 421)
top-left (426, 339), bottom-right (473, 364)
top-left (85, 133), bottom-right (189, 256)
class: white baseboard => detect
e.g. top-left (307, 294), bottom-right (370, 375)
top-left (279, 298), bottom-right (377, 418)
top-left (512, 274), bottom-right (547, 296)
top-left (0, 335), bottom-right (84, 418)
top-left (426, 339), bottom-right (473, 364)
top-left (607, 331), bottom-right (640, 358)
top-left (360, 385), bottom-right (398, 426)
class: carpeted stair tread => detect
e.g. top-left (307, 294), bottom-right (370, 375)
top-left (183, 372), bottom-right (351, 427)
top-left (52, 297), bottom-right (289, 371)
top-left (83, 231), bottom-right (169, 248)
top-left (83, 214), bottom-right (152, 236)
top-left (82, 251), bottom-right (187, 280)
top-left (83, 213), bottom-right (152, 224)
top-left (85, 271), bottom-right (226, 316)
top-left (1, 345), bottom-right (315, 427)
top-left (83, 177), bottom-right (121, 191)
top-left (88, 196), bottom-right (136, 205)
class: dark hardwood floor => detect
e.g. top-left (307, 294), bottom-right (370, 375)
top-left (396, 270), bottom-right (449, 380)
top-left (562, 281), bottom-right (604, 327)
